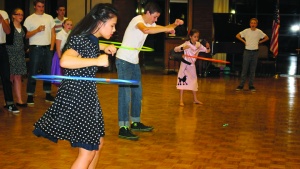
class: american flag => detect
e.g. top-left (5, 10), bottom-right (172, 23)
top-left (270, 0), bottom-right (280, 57)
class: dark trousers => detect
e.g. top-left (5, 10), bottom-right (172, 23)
top-left (239, 50), bottom-right (259, 87)
top-left (26, 45), bottom-right (53, 95)
top-left (0, 44), bottom-right (14, 104)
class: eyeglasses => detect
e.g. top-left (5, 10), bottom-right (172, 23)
top-left (14, 14), bottom-right (24, 16)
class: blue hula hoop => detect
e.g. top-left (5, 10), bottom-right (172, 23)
top-left (32, 75), bottom-right (139, 85)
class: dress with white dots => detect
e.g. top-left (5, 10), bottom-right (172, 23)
top-left (33, 34), bottom-right (104, 151)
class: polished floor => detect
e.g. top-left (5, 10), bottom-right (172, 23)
top-left (1, 67), bottom-right (300, 168)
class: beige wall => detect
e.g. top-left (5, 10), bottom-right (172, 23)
top-left (1, 0), bottom-right (111, 26)
top-left (67, 0), bottom-right (112, 25)
top-left (92, 0), bottom-right (112, 5)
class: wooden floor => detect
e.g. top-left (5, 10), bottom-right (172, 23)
top-left (1, 69), bottom-right (300, 169)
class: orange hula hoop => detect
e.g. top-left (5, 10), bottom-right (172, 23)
top-left (183, 55), bottom-right (230, 64)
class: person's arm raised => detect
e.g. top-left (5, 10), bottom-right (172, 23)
top-left (166, 19), bottom-right (184, 29)
top-left (60, 48), bottom-right (109, 69)
top-left (139, 19), bottom-right (184, 34)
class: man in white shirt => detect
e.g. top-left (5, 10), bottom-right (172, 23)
top-left (116, 1), bottom-right (183, 140)
top-left (235, 18), bottom-right (269, 92)
top-left (0, 10), bottom-right (19, 113)
top-left (24, 0), bottom-right (56, 104)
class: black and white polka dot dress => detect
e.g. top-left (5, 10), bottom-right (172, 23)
top-left (6, 28), bottom-right (27, 75)
top-left (33, 34), bottom-right (104, 151)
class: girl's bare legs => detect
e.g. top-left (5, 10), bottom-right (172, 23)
top-left (10, 75), bottom-right (25, 104)
top-left (71, 137), bottom-right (104, 169)
top-left (71, 148), bottom-right (96, 169)
top-left (180, 90), bottom-right (184, 106)
top-left (88, 137), bottom-right (104, 169)
top-left (192, 91), bottom-right (203, 104)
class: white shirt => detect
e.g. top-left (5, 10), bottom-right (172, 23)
top-left (24, 13), bottom-right (55, 45)
top-left (239, 28), bottom-right (266, 50)
top-left (0, 10), bottom-right (9, 43)
top-left (116, 15), bottom-right (156, 64)
top-left (56, 29), bottom-right (69, 50)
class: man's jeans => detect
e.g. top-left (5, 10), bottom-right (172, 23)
top-left (115, 58), bottom-right (142, 127)
top-left (239, 50), bottom-right (259, 87)
top-left (27, 45), bottom-right (53, 95)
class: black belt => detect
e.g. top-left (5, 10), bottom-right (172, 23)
top-left (0, 43), bottom-right (5, 46)
top-left (245, 49), bottom-right (258, 51)
top-left (30, 45), bottom-right (50, 48)
top-left (181, 58), bottom-right (191, 65)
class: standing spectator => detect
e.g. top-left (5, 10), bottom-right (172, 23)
top-left (51, 19), bottom-right (73, 79)
top-left (54, 5), bottom-right (67, 34)
top-left (115, 1), bottom-right (183, 140)
top-left (6, 8), bottom-right (28, 107)
top-left (24, 0), bottom-right (56, 105)
top-left (235, 18), bottom-right (269, 92)
top-left (0, 9), bottom-right (19, 113)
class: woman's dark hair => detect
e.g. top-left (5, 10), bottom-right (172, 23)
top-left (68, 3), bottom-right (117, 37)
top-left (63, 3), bottom-right (118, 52)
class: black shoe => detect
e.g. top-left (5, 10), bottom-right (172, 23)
top-left (235, 86), bottom-right (243, 91)
top-left (7, 104), bottom-right (20, 113)
top-left (249, 86), bottom-right (256, 92)
top-left (45, 93), bottom-right (55, 103)
top-left (118, 127), bottom-right (139, 140)
top-left (16, 103), bottom-right (28, 107)
top-left (27, 95), bottom-right (34, 105)
top-left (131, 122), bottom-right (153, 132)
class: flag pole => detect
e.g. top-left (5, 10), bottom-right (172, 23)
top-left (270, 0), bottom-right (280, 78)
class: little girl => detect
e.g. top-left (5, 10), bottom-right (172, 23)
top-left (51, 19), bottom-right (73, 80)
top-left (174, 29), bottom-right (210, 106)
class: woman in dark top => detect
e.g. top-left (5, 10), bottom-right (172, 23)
top-left (33, 3), bottom-right (118, 168)
top-left (6, 8), bottom-right (28, 107)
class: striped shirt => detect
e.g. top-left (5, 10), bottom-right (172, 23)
top-left (54, 17), bottom-right (67, 34)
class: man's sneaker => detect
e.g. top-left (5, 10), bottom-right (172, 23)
top-left (7, 104), bottom-right (20, 113)
top-left (45, 94), bottom-right (55, 103)
top-left (235, 86), bottom-right (243, 91)
top-left (118, 127), bottom-right (139, 140)
top-left (131, 122), bottom-right (153, 132)
top-left (249, 86), bottom-right (256, 92)
top-left (27, 95), bottom-right (34, 105)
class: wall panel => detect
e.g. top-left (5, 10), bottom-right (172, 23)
top-left (67, 0), bottom-right (112, 25)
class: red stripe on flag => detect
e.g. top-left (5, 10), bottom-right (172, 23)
top-left (270, 0), bottom-right (280, 57)
top-left (270, 21), bottom-right (279, 56)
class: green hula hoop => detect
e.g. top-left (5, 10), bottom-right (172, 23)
top-left (99, 40), bottom-right (154, 52)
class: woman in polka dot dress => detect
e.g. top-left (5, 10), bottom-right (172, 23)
top-left (32, 3), bottom-right (118, 168)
